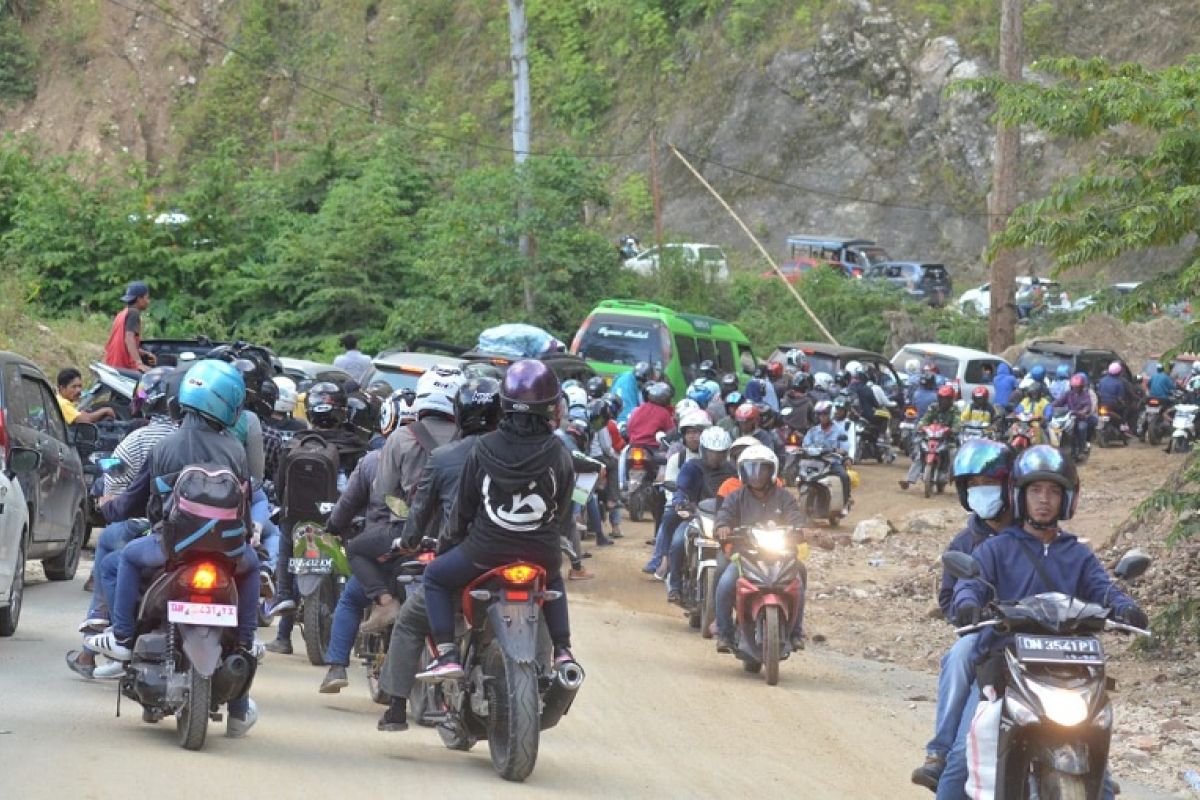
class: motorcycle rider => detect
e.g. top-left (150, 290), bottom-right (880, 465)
top-left (713, 445), bottom-right (806, 652)
top-left (1015, 380), bottom-right (1054, 443)
top-left (903, 358), bottom-right (922, 393)
top-left (85, 360), bottom-right (261, 737)
top-left (780, 372), bottom-right (815, 437)
top-left (626, 381), bottom-right (676, 447)
top-left (991, 363), bottom-right (1017, 412)
top-left (912, 373), bottom-right (939, 420)
top-left (959, 386), bottom-right (996, 435)
top-left (1097, 361), bottom-right (1134, 431)
top-left (910, 439), bottom-right (1014, 791)
top-left (415, 360), bottom-right (578, 680)
top-left (609, 360), bottom-right (652, 423)
top-left (665, 427), bottom-right (735, 605)
top-left (900, 385), bottom-right (960, 491)
top-left (1052, 373), bottom-right (1096, 449)
top-left (810, 372), bottom-right (835, 405)
top-left (940, 446), bottom-right (1148, 800)
top-left (644, 410), bottom-right (711, 576)
top-left (1048, 363), bottom-right (1072, 402)
top-left (717, 391), bottom-right (743, 437)
top-left (802, 400), bottom-right (852, 512)
top-left (732, 402), bottom-right (775, 452)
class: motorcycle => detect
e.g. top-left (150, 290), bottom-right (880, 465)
top-left (678, 498), bottom-right (721, 637)
top-left (1095, 404), bottom-right (1129, 448)
top-left (727, 525), bottom-right (805, 686)
top-left (411, 560), bottom-right (585, 782)
top-left (1047, 410), bottom-right (1087, 464)
top-left (959, 421), bottom-right (991, 444)
top-left (1167, 402), bottom-right (1197, 454)
top-left (618, 443), bottom-right (663, 523)
top-left (1006, 411), bottom-right (1039, 455)
top-left (119, 557), bottom-right (257, 750)
top-left (917, 423), bottom-right (954, 499)
top-left (354, 546), bottom-right (427, 705)
top-left (794, 446), bottom-right (849, 526)
top-left (897, 404), bottom-right (919, 453)
top-left (942, 550), bottom-right (1152, 800)
top-left (848, 408), bottom-right (894, 464)
top-left (288, 508), bottom-right (351, 666)
top-left (1138, 395), bottom-right (1172, 446)
top-left (780, 428), bottom-right (804, 484)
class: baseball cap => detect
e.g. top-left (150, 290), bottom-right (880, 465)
top-left (121, 280), bottom-right (150, 303)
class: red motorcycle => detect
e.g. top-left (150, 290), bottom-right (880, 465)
top-left (729, 525), bottom-right (805, 686)
top-left (1006, 410), bottom-right (1039, 455)
top-left (917, 422), bottom-right (954, 499)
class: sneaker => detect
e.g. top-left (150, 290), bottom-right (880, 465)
top-left (898, 480), bottom-right (910, 491)
top-left (319, 664), bottom-right (349, 693)
top-left (911, 754), bottom-right (945, 791)
top-left (264, 638), bottom-right (293, 655)
top-left (258, 570), bottom-right (275, 598)
top-left (94, 660), bottom-right (125, 680)
top-left (568, 567), bottom-right (595, 581)
top-left (377, 703), bottom-right (409, 732)
top-left (65, 649), bottom-right (95, 679)
top-left (653, 561), bottom-right (668, 581)
top-left (596, 538), bottom-right (615, 547)
top-left (416, 650), bottom-right (464, 682)
top-left (789, 633), bottom-right (806, 651)
top-left (85, 630), bottom-right (132, 661)
top-left (641, 558), bottom-right (661, 575)
top-left (265, 597), bottom-right (296, 618)
top-left (716, 635), bottom-right (735, 654)
top-left (667, 589), bottom-right (682, 605)
top-left (78, 617), bottom-right (110, 634)
top-left (360, 601), bottom-right (400, 634)
top-left (226, 699), bottom-right (258, 738)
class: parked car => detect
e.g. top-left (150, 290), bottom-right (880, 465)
top-left (461, 350), bottom-right (594, 386)
top-left (761, 258), bottom-right (843, 283)
top-left (957, 277), bottom-right (1072, 316)
top-left (767, 343), bottom-right (903, 397)
top-left (1071, 282), bottom-right (1142, 312)
top-left (1015, 340), bottom-right (1133, 384)
top-left (1141, 353), bottom-right (1199, 389)
top-left (0, 447), bottom-right (38, 636)
top-left (784, 235), bottom-right (890, 279)
top-left (890, 343), bottom-right (1007, 399)
top-left (278, 357), bottom-right (357, 392)
top-left (623, 243), bottom-right (730, 281)
top-left (0, 352), bottom-right (89, 589)
top-left (865, 262), bottom-right (953, 307)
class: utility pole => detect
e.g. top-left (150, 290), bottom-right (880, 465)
top-left (988, 0), bottom-right (1022, 353)
top-left (508, 0), bottom-right (535, 314)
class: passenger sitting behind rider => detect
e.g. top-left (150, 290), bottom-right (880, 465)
top-left (416, 360), bottom-right (578, 680)
top-left (713, 445), bottom-right (806, 654)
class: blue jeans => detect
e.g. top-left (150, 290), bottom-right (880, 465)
top-left (938, 680), bottom-right (1116, 800)
top-left (927, 634), bottom-right (978, 758)
top-left (111, 535), bottom-right (261, 647)
top-left (87, 519), bottom-right (150, 619)
top-left (648, 507), bottom-right (682, 568)
top-left (250, 488), bottom-right (281, 573)
top-left (585, 496), bottom-right (610, 545)
top-left (323, 576), bottom-right (370, 666)
top-left (667, 521), bottom-right (691, 593)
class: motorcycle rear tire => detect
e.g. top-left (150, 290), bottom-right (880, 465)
top-left (763, 607), bottom-right (781, 686)
top-left (1038, 770), bottom-right (1087, 800)
top-left (484, 640), bottom-right (540, 782)
top-left (627, 494), bottom-right (644, 522)
top-left (176, 667), bottom-right (211, 751)
top-left (923, 464), bottom-right (934, 499)
top-left (699, 569), bottom-right (716, 640)
top-left (1148, 425), bottom-right (1161, 446)
top-left (301, 578), bottom-right (338, 667)
top-left (1098, 430), bottom-right (1109, 449)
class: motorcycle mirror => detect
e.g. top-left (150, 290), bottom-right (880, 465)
top-left (941, 551), bottom-right (981, 580)
top-left (1114, 549), bottom-right (1151, 582)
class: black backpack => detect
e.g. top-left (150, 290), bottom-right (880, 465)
top-left (160, 465), bottom-right (249, 564)
top-left (280, 431), bottom-right (341, 521)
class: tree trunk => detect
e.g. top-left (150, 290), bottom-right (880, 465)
top-left (509, 0), bottom-right (535, 315)
top-left (988, 0), bottom-right (1022, 354)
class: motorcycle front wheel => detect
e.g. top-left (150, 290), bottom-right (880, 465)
top-left (1036, 770), bottom-right (1087, 800)
top-left (176, 667), bottom-right (211, 751)
top-left (484, 640), bottom-right (540, 782)
top-left (762, 606), bottom-right (781, 686)
top-left (923, 463), bottom-right (935, 498)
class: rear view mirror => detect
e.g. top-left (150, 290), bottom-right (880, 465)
top-left (8, 446), bottom-right (41, 474)
top-left (942, 551), bottom-right (981, 580)
top-left (72, 422), bottom-right (100, 445)
top-left (1114, 549), bottom-right (1151, 582)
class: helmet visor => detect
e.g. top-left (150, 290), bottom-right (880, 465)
top-left (739, 460), bottom-right (775, 490)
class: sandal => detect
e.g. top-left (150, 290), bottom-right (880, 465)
top-left (65, 649), bottom-right (95, 680)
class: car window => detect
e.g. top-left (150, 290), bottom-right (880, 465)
top-left (964, 359), bottom-right (1001, 384)
top-left (1170, 360), bottom-right (1193, 382)
top-left (19, 375), bottom-right (51, 434)
top-left (697, 338), bottom-right (717, 365)
top-left (1017, 350), bottom-right (1070, 376)
top-left (36, 380), bottom-right (69, 442)
top-left (739, 344), bottom-right (757, 375)
top-left (3, 365), bottom-right (25, 421)
top-left (715, 340), bottom-right (736, 374)
top-left (696, 247), bottom-right (724, 263)
top-left (884, 265), bottom-right (904, 279)
top-left (903, 350), bottom-right (960, 380)
top-left (576, 318), bottom-right (662, 367)
top-left (674, 335), bottom-right (699, 374)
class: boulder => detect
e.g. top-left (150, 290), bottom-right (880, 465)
top-left (852, 516), bottom-right (895, 544)
top-left (903, 508), bottom-right (956, 535)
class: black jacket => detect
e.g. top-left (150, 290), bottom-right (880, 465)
top-left (714, 484), bottom-right (804, 532)
top-left (400, 435), bottom-right (480, 550)
top-left (449, 422), bottom-right (575, 568)
top-left (327, 450), bottom-right (391, 539)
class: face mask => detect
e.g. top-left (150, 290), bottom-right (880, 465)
top-left (966, 485), bottom-right (1005, 520)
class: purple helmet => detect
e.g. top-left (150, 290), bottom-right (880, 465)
top-left (500, 359), bottom-right (561, 419)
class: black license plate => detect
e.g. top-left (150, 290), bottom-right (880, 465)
top-left (1015, 635), bottom-right (1104, 665)
top-left (289, 557), bottom-right (333, 575)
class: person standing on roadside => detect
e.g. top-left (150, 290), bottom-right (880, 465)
top-left (334, 333), bottom-right (374, 384)
top-left (103, 281), bottom-right (154, 373)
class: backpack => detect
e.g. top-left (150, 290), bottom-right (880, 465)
top-left (280, 431), bottom-right (341, 521)
top-left (160, 465), bottom-right (249, 564)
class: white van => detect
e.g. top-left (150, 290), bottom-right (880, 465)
top-left (623, 243), bottom-right (730, 282)
top-left (890, 343), bottom-right (1009, 400)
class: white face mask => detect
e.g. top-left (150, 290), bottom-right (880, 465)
top-left (967, 485), bottom-right (1005, 520)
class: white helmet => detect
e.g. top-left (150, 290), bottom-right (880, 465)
top-left (1018, 376), bottom-right (1035, 390)
top-left (413, 366), bottom-right (464, 418)
top-left (678, 409), bottom-right (712, 431)
top-left (737, 443), bottom-right (779, 488)
top-left (564, 385), bottom-right (588, 410)
top-left (272, 375), bottom-right (298, 413)
top-left (674, 398), bottom-right (700, 419)
top-left (784, 348), bottom-right (804, 368)
top-left (813, 372), bottom-right (834, 391)
top-left (699, 426), bottom-right (732, 453)
top-left (845, 360), bottom-right (864, 376)
top-left (1192, 361), bottom-right (1200, 375)
top-left (905, 358), bottom-right (920, 375)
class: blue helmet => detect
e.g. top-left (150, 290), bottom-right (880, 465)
top-left (179, 359), bottom-right (246, 428)
top-left (1030, 365), bottom-right (1046, 381)
top-left (953, 439), bottom-right (1013, 512)
top-left (1055, 364), bottom-right (1070, 379)
top-left (686, 379), bottom-right (714, 409)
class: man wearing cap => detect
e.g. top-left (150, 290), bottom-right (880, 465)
top-left (104, 281), bottom-right (155, 373)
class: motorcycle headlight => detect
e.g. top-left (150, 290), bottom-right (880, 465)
top-left (751, 527), bottom-right (789, 554)
top-left (1029, 684), bottom-right (1090, 727)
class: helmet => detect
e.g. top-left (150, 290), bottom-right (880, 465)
top-left (737, 444), bottom-right (779, 490)
top-left (1018, 376), bottom-right (1035, 390)
top-left (1107, 361), bottom-right (1123, 376)
top-left (257, 376), bottom-right (280, 415)
top-left (697, 359), bottom-right (717, 380)
top-left (904, 358), bottom-right (920, 375)
top-left (501, 359), bottom-right (562, 420)
top-left (813, 372), bottom-right (834, 392)
top-left (1030, 365), bottom-right (1046, 382)
top-left (686, 379), bottom-right (715, 408)
top-left (699, 426), bottom-right (732, 467)
top-left (585, 375), bottom-right (607, 399)
top-left (766, 361), bottom-right (783, 379)
top-left (645, 382), bottom-right (673, 407)
top-left (845, 360), bottom-right (864, 378)
top-left (789, 371), bottom-right (813, 393)
top-left (723, 391), bottom-right (743, 408)
top-left (602, 392), bottom-right (623, 418)
top-left (272, 376), bottom-right (298, 413)
top-left (813, 400), bottom-right (833, 416)
top-left (1055, 364), bottom-right (1071, 379)
top-left (1192, 361), bottom-right (1200, 375)
top-left (953, 439), bottom-right (1014, 512)
top-left (586, 398), bottom-right (611, 432)
top-left (133, 366), bottom-right (175, 418)
top-left (834, 370), bottom-right (851, 388)
top-left (564, 384), bottom-right (588, 411)
top-left (345, 395), bottom-right (378, 439)
top-left (678, 409), bottom-right (712, 432)
top-left (633, 361), bottom-right (652, 383)
top-left (832, 394), bottom-right (851, 410)
top-left (414, 366), bottom-right (464, 419)
top-left (455, 376), bottom-right (502, 436)
top-left (971, 385), bottom-right (990, 406)
top-left (1069, 373), bottom-right (1087, 389)
top-left (1027, 382), bottom-right (1044, 399)
top-left (733, 403), bottom-right (760, 425)
top-left (756, 402), bottom-right (779, 430)
top-left (784, 349), bottom-right (808, 370)
top-left (719, 373), bottom-right (739, 397)
top-left (1012, 366), bottom-right (1026, 379)
top-left (561, 379), bottom-right (581, 393)
top-left (305, 381), bottom-right (349, 428)
top-left (379, 389), bottom-right (411, 436)
top-left (1010, 445), bottom-right (1080, 523)
top-left (179, 359), bottom-right (246, 429)
top-left (206, 344), bottom-right (274, 418)
top-left (674, 398), bottom-right (701, 419)
top-left (1152, 362), bottom-right (1164, 373)
top-left (919, 373), bottom-right (936, 390)
top-left (937, 384), bottom-right (955, 399)
top-left (729, 435), bottom-right (760, 461)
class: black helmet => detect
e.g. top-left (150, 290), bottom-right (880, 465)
top-left (1010, 445), bottom-right (1079, 524)
top-left (789, 371), bottom-right (813, 393)
top-left (455, 376), bottom-right (502, 436)
top-left (645, 381), bottom-right (673, 407)
top-left (719, 373), bottom-right (739, 397)
top-left (585, 375), bottom-right (607, 399)
top-left (633, 361), bottom-right (652, 384)
top-left (697, 359), bottom-right (717, 380)
top-left (257, 376), bottom-right (280, 414)
top-left (133, 366), bottom-right (175, 418)
top-left (756, 402), bottom-right (779, 430)
top-left (834, 370), bottom-right (851, 388)
top-left (586, 398), bottom-right (611, 432)
top-left (207, 343), bottom-right (274, 418)
top-left (345, 394), bottom-right (378, 440)
top-left (919, 373), bottom-right (937, 390)
top-left (305, 381), bottom-right (348, 428)
top-left (500, 359), bottom-right (561, 420)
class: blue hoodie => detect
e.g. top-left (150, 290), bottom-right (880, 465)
top-left (952, 525), bottom-right (1135, 662)
top-left (1148, 371), bottom-right (1175, 400)
top-left (992, 363), bottom-right (1017, 408)
top-left (610, 370), bottom-right (642, 423)
top-left (938, 513), bottom-right (999, 620)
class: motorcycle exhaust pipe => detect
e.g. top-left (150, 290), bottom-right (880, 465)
top-left (211, 652), bottom-right (255, 705)
top-left (540, 660), bottom-right (586, 730)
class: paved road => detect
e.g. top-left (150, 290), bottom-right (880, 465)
top-left (0, 557), bottom-right (1175, 799)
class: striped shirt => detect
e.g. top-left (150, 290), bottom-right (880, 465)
top-left (104, 417), bottom-right (177, 495)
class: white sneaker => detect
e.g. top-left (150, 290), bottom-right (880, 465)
top-left (85, 630), bottom-right (132, 661)
top-left (226, 698), bottom-right (258, 738)
top-left (93, 660), bottom-right (126, 680)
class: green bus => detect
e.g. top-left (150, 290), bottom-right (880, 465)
top-left (569, 299), bottom-right (757, 398)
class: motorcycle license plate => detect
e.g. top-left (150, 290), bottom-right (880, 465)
top-left (1015, 635), bottom-right (1104, 666)
top-left (167, 601), bottom-right (238, 627)
top-left (289, 557), bottom-right (333, 575)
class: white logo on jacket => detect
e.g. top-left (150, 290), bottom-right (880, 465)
top-left (481, 472), bottom-right (559, 531)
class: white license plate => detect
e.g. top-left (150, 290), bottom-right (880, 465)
top-left (289, 557), bottom-right (333, 574)
top-left (167, 601), bottom-right (238, 627)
